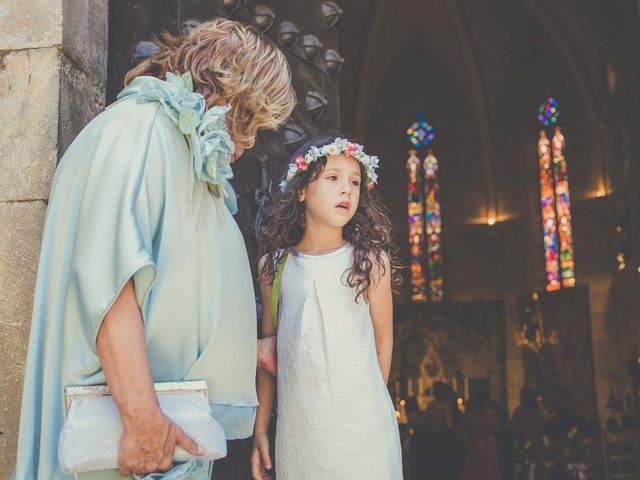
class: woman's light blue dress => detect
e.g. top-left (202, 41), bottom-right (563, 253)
top-left (13, 74), bottom-right (258, 479)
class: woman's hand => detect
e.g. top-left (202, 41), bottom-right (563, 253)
top-left (251, 432), bottom-right (272, 480)
top-left (257, 336), bottom-right (277, 376)
top-left (96, 279), bottom-right (202, 476)
top-left (118, 410), bottom-right (203, 477)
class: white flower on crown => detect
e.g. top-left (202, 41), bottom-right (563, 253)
top-left (279, 137), bottom-right (380, 192)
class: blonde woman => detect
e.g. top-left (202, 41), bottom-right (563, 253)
top-left (13, 19), bottom-right (295, 480)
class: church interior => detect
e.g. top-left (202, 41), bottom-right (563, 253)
top-left (104, 0), bottom-right (640, 478)
top-left (337, 1), bottom-right (640, 477)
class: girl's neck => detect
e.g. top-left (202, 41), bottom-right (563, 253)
top-left (296, 224), bottom-right (347, 255)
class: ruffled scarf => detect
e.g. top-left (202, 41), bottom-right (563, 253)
top-left (117, 72), bottom-right (238, 215)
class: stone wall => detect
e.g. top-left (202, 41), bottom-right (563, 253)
top-left (0, 1), bottom-right (107, 476)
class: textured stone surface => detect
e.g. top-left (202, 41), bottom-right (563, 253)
top-left (58, 55), bottom-right (105, 156)
top-left (0, 48), bottom-right (59, 202)
top-left (0, 201), bottom-right (47, 477)
top-left (61, 0), bottom-right (108, 82)
top-left (0, 0), bottom-right (62, 50)
top-left (0, 4), bottom-right (107, 474)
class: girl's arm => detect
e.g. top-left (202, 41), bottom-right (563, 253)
top-left (368, 252), bottom-right (394, 383)
top-left (251, 256), bottom-right (277, 480)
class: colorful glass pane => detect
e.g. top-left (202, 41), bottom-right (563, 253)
top-left (551, 127), bottom-right (575, 287)
top-left (538, 131), bottom-right (561, 291)
top-left (537, 97), bottom-right (560, 126)
top-left (407, 114), bottom-right (435, 148)
top-left (407, 151), bottom-right (428, 302)
top-left (423, 152), bottom-right (443, 302)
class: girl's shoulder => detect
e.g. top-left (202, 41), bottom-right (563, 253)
top-left (367, 249), bottom-right (391, 273)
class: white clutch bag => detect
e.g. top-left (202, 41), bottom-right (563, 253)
top-left (58, 380), bottom-right (227, 474)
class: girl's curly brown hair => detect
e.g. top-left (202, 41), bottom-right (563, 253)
top-left (258, 135), bottom-right (401, 301)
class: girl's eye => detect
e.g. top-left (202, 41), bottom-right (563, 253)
top-left (352, 180), bottom-right (361, 186)
top-left (327, 175), bottom-right (337, 180)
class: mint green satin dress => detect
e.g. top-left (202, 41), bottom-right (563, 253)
top-left (13, 74), bottom-right (258, 479)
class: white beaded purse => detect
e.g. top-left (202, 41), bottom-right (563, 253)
top-left (57, 380), bottom-right (227, 474)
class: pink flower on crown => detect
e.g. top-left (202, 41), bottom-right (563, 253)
top-left (345, 142), bottom-right (358, 157)
top-left (295, 155), bottom-right (308, 171)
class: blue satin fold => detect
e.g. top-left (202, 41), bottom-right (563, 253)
top-left (141, 460), bottom-right (213, 480)
top-left (118, 72), bottom-right (238, 214)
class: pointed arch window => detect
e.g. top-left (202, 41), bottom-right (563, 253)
top-left (406, 115), bottom-right (443, 302)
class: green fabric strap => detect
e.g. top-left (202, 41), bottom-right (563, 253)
top-left (271, 253), bottom-right (288, 329)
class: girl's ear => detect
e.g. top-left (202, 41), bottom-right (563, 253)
top-left (298, 189), bottom-right (306, 202)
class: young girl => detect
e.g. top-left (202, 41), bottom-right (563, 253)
top-left (251, 135), bottom-right (403, 479)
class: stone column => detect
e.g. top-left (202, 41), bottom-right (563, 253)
top-left (0, 1), bottom-right (107, 476)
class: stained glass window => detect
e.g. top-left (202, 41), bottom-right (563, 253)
top-left (536, 97), bottom-right (575, 290)
top-left (423, 152), bottom-right (443, 301)
top-left (407, 151), bottom-right (428, 302)
top-left (551, 127), bottom-right (575, 287)
top-left (407, 114), bottom-right (435, 148)
top-left (537, 97), bottom-right (560, 126)
top-left (406, 114), bottom-right (443, 302)
top-left (537, 131), bottom-right (561, 291)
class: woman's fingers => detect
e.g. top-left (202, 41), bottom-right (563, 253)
top-left (117, 415), bottom-right (201, 477)
top-left (161, 422), bottom-right (175, 461)
top-left (173, 423), bottom-right (203, 456)
top-left (117, 453), bottom-right (130, 477)
top-left (158, 426), bottom-right (174, 473)
top-left (158, 455), bottom-right (173, 472)
top-left (117, 434), bottom-right (139, 476)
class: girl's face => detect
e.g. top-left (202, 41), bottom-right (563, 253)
top-left (302, 154), bottom-right (362, 228)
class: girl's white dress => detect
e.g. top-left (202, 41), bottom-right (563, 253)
top-left (276, 243), bottom-right (403, 479)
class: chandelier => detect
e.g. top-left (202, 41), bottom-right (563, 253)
top-left (515, 292), bottom-right (560, 353)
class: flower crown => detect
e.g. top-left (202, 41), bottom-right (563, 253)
top-left (279, 138), bottom-right (379, 192)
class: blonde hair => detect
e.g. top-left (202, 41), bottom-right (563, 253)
top-left (125, 18), bottom-right (296, 146)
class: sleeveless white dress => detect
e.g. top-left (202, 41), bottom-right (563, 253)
top-left (275, 243), bottom-right (403, 479)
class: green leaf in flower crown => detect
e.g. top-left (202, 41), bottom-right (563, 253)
top-left (181, 71), bottom-right (194, 92)
top-left (179, 109), bottom-right (200, 134)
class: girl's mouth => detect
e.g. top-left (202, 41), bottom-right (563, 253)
top-left (336, 201), bottom-right (350, 210)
